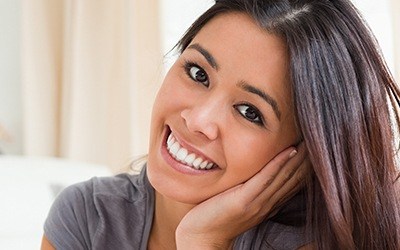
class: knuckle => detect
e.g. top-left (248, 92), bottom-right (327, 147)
top-left (231, 199), bottom-right (262, 218)
top-left (231, 198), bottom-right (248, 214)
top-left (284, 169), bottom-right (297, 182)
top-left (295, 173), bottom-right (304, 184)
top-left (245, 204), bottom-right (264, 218)
top-left (263, 174), bottom-right (276, 187)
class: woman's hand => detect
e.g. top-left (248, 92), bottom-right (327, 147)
top-left (175, 142), bottom-right (310, 250)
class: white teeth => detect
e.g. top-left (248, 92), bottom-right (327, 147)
top-left (176, 148), bottom-right (188, 161)
top-left (166, 132), bottom-right (216, 170)
top-left (170, 142), bottom-right (180, 155)
top-left (192, 157), bottom-right (203, 169)
top-left (167, 134), bottom-right (175, 149)
top-left (167, 133), bottom-right (173, 143)
top-left (200, 160), bottom-right (208, 170)
top-left (184, 153), bottom-right (196, 165)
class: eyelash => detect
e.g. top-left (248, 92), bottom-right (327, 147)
top-left (183, 60), bottom-right (210, 87)
top-left (234, 103), bottom-right (266, 126)
top-left (182, 60), bottom-right (266, 127)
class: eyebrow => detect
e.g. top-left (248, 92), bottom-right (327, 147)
top-left (187, 43), bottom-right (219, 70)
top-left (237, 81), bottom-right (281, 120)
top-left (187, 43), bottom-right (281, 120)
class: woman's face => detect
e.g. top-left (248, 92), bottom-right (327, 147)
top-left (147, 12), bottom-right (300, 204)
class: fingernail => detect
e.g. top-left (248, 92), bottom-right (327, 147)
top-left (289, 149), bottom-right (297, 159)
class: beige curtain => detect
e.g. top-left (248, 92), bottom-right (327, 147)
top-left (21, 0), bottom-right (162, 172)
top-left (391, 0), bottom-right (400, 83)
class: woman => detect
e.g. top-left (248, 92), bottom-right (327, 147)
top-left (42, 0), bottom-right (400, 249)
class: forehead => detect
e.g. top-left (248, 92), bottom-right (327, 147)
top-left (191, 12), bottom-right (289, 71)
top-left (188, 12), bottom-right (292, 115)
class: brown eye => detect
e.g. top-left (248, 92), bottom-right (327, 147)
top-left (187, 64), bottom-right (209, 87)
top-left (235, 104), bottom-right (264, 125)
top-left (190, 66), bottom-right (207, 82)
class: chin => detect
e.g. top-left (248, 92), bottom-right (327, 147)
top-left (146, 160), bottom-right (215, 205)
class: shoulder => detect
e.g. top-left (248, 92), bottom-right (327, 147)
top-left (44, 167), bottom-right (154, 249)
top-left (49, 171), bottom-right (150, 217)
top-left (89, 171), bottom-right (151, 202)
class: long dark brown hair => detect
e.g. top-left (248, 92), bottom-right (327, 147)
top-left (176, 0), bottom-right (400, 249)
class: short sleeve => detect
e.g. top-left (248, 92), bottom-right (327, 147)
top-left (44, 180), bottom-right (98, 250)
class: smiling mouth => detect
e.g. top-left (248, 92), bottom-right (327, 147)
top-left (166, 131), bottom-right (218, 170)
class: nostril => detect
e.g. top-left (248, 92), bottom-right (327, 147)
top-left (180, 109), bottom-right (189, 122)
top-left (180, 109), bottom-right (195, 132)
top-left (180, 108), bottom-right (219, 140)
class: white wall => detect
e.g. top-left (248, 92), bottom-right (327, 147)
top-left (352, 0), bottom-right (395, 74)
top-left (159, 0), bottom-right (213, 70)
top-left (0, 0), bottom-right (22, 154)
top-left (159, 0), bottom-right (396, 74)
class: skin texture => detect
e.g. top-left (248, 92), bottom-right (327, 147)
top-left (41, 235), bottom-right (54, 250)
top-left (41, 12), bottom-right (310, 250)
top-left (175, 144), bottom-right (309, 249)
top-left (147, 12), bottom-right (300, 206)
top-left (147, 12), bottom-right (309, 249)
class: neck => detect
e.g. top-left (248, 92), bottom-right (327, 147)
top-left (148, 191), bottom-right (195, 249)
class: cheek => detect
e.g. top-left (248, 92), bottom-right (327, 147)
top-left (224, 129), bottom-right (295, 184)
top-left (153, 72), bottom-right (194, 113)
top-left (225, 132), bottom-right (279, 178)
top-left (151, 84), bottom-right (178, 124)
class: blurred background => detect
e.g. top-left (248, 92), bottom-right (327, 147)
top-left (0, 0), bottom-right (399, 249)
top-left (0, 0), bottom-right (215, 173)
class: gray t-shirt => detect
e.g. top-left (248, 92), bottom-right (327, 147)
top-left (44, 167), bottom-right (308, 249)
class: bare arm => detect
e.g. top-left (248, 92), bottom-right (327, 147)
top-left (41, 235), bottom-right (55, 250)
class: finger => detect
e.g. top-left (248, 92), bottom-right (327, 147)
top-left (264, 142), bottom-right (308, 192)
top-left (259, 155), bottom-right (311, 215)
top-left (270, 156), bottom-right (311, 200)
top-left (249, 142), bottom-right (307, 208)
top-left (238, 145), bottom-right (299, 204)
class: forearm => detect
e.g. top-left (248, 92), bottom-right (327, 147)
top-left (176, 237), bottom-right (234, 250)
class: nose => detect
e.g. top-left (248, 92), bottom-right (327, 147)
top-left (180, 99), bottom-right (221, 141)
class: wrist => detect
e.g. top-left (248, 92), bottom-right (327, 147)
top-left (176, 240), bottom-right (234, 250)
top-left (176, 229), bottom-right (234, 250)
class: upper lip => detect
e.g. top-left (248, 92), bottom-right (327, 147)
top-left (167, 126), bottom-right (219, 167)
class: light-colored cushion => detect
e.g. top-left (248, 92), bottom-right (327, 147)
top-left (0, 156), bottom-right (111, 250)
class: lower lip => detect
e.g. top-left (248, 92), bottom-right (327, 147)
top-left (160, 127), bottom-right (219, 175)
